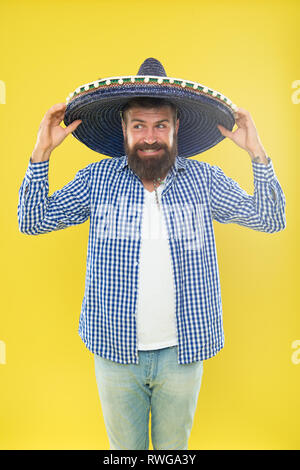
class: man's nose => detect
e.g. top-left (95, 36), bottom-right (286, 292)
top-left (143, 128), bottom-right (157, 144)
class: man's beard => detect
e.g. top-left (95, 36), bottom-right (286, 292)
top-left (124, 132), bottom-right (178, 181)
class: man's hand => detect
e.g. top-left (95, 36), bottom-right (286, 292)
top-left (31, 103), bottom-right (82, 162)
top-left (217, 107), bottom-right (268, 165)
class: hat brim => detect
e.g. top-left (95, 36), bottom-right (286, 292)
top-left (64, 80), bottom-right (236, 158)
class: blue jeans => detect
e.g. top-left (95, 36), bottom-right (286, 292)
top-left (94, 346), bottom-right (204, 450)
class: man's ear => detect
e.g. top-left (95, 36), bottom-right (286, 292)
top-left (175, 118), bottom-right (179, 135)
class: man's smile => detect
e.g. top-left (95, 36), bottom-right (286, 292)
top-left (138, 148), bottom-right (163, 156)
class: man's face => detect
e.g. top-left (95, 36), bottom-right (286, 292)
top-left (122, 105), bottom-right (179, 181)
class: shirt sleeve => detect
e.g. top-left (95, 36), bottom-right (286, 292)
top-left (18, 157), bottom-right (91, 235)
top-left (210, 156), bottom-right (286, 233)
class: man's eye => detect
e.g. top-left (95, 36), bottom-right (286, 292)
top-left (132, 124), bottom-right (166, 129)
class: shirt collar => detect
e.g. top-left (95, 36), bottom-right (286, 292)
top-left (114, 154), bottom-right (187, 174)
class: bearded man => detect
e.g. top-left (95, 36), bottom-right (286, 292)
top-left (18, 58), bottom-right (286, 450)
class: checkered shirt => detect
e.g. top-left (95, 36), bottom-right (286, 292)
top-left (18, 154), bottom-right (286, 364)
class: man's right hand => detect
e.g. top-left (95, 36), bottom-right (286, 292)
top-left (31, 103), bottom-right (82, 162)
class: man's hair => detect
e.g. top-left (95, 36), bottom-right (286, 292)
top-left (120, 97), bottom-right (178, 125)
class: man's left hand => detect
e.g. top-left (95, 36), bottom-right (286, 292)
top-left (217, 107), bottom-right (269, 165)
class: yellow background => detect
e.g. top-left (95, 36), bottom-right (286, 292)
top-left (1, 0), bottom-right (299, 450)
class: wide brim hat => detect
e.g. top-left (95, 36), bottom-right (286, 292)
top-left (64, 57), bottom-right (237, 159)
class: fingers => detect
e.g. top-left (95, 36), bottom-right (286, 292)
top-left (45, 102), bottom-right (66, 118)
top-left (217, 124), bottom-right (233, 138)
top-left (234, 107), bottom-right (253, 123)
top-left (42, 103), bottom-right (82, 130)
top-left (234, 107), bottom-right (248, 116)
top-left (233, 107), bottom-right (258, 133)
top-left (65, 119), bottom-right (82, 135)
top-left (40, 103), bottom-right (66, 128)
top-left (39, 103), bottom-right (82, 138)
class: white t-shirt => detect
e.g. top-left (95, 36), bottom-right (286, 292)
top-left (136, 181), bottom-right (178, 350)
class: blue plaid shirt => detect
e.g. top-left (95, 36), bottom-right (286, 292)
top-left (18, 154), bottom-right (286, 364)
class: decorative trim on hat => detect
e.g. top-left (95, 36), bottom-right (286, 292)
top-left (66, 75), bottom-right (238, 112)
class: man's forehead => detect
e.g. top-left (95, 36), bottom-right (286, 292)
top-left (126, 105), bottom-right (174, 120)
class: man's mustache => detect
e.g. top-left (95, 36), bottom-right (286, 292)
top-left (134, 143), bottom-right (166, 151)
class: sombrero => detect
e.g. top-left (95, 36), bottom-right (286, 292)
top-left (64, 57), bottom-right (237, 158)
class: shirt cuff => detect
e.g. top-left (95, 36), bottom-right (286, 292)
top-left (252, 156), bottom-right (276, 183)
top-left (26, 157), bottom-right (50, 181)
